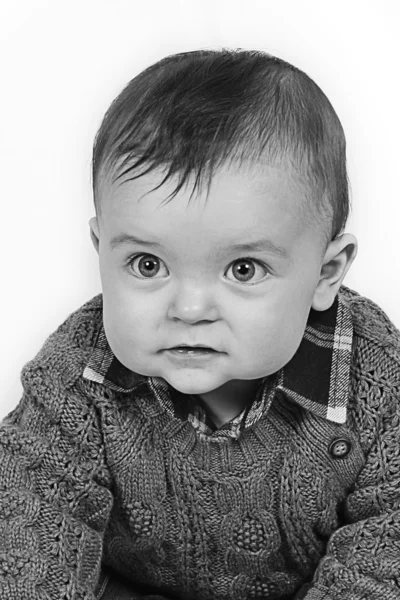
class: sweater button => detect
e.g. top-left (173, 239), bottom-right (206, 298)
top-left (329, 438), bottom-right (351, 458)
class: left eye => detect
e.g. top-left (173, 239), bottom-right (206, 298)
top-left (128, 254), bottom-right (169, 279)
top-left (225, 259), bottom-right (269, 284)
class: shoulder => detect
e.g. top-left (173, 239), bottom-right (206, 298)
top-left (339, 285), bottom-right (400, 364)
top-left (7, 296), bottom-right (109, 471)
top-left (340, 286), bottom-right (400, 445)
top-left (20, 294), bottom-right (104, 405)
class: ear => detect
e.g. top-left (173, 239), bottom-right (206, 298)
top-left (89, 216), bottom-right (100, 254)
top-left (312, 233), bottom-right (358, 311)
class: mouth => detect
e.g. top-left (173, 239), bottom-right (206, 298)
top-left (168, 345), bottom-right (218, 354)
top-left (163, 344), bottom-right (223, 364)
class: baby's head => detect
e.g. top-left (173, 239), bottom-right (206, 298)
top-left (89, 48), bottom-right (357, 398)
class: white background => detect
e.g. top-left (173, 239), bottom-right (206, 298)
top-left (0, 0), bottom-right (399, 419)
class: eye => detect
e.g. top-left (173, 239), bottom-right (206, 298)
top-left (225, 258), bottom-right (269, 284)
top-left (128, 254), bottom-right (169, 279)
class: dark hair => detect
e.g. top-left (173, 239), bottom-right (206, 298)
top-left (92, 48), bottom-right (350, 241)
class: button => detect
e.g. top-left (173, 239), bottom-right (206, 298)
top-left (329, 438), bottom-right (352, 458)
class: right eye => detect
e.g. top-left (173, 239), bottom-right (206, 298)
top-left (127, 254), bottom-right (169, 279)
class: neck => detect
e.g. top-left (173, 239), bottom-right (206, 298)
top-left (197, 378), bottom-right (263, 428)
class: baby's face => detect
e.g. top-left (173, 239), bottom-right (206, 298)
top-left (91, 163), bottom-right (326, 397)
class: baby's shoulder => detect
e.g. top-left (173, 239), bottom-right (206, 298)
top-left (52, 294), bottom-right (103, 354)
top-left (340, 286), bottom-right (400, 422)
top-left (20, 295), bottom-right (103, 406)
top-left (340, 287), bottom-right (400, 451)
top-left (340, 285), bottom-right (400, 361)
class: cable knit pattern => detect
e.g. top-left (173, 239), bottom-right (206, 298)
top-left (0, 287), bottom-right (399, 600)
top-left (0, 312), bottom-right (114, 599)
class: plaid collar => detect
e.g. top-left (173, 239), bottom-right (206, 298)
top-left (83, 290), bottom-right (353, 437)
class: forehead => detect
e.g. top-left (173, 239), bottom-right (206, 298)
top-left (97, 162), bottom-right (318, 252)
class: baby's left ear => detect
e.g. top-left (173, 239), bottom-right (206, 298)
top-left (312, 233), bottom-right (358, 312)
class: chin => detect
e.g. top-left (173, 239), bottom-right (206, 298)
top-left (161, 372), bottom-right (226, 396)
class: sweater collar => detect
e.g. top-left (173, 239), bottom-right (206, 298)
top-left (83, 290), bottom-right (353, 424)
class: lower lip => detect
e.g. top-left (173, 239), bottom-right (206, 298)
top-left (164, 348), bottom-right (221, 363)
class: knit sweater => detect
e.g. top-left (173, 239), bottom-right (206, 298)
top-left (1, 286), bottom-right (400, 600)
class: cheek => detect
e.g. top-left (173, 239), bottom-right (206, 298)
top-left (105, 294), bottom-right (157, 335)
top-left (101, 263), bottom-right (160, 328)
top-left (101, 282), bottom-right (163, 366)
top-left (237, 293), bottom-right (310, 368)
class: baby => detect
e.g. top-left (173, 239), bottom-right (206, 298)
top-left (1, 48), bottom-right (399, 600)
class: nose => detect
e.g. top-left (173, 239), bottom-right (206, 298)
top-left (167, 281), bottom-right (219, 323)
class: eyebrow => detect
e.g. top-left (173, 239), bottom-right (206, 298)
top-left (109, 234), bottom-right (289, 259)
top-left (110, 234), bottom-right (163, 251)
